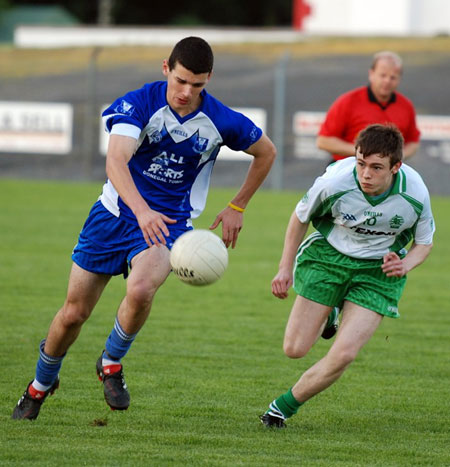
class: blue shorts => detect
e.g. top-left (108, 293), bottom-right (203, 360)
top-left (72, 201), bottom-right (191, 278)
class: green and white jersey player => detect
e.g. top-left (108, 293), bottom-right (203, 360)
top-left (260, 123), bottom-right (435, 428)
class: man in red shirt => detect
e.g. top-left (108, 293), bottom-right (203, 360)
top-left (317, 51), bottom-right (420, 161)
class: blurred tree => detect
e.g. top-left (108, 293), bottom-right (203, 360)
top-left (11, 0), bottom-right (293, 26)
top-left (0, 0), bottom-right (10, 16)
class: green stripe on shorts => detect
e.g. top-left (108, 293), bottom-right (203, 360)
top-left (293, 234), bottom-right (406, 318)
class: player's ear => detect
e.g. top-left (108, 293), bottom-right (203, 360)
top-left (391, 161), bottom-right (402, 174)
top-left (162, 59), bottom-right (169, 77)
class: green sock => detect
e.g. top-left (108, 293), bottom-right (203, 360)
top-left (274, 389), bottom-right (303, 419)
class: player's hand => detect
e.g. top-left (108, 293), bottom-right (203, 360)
top-left (209, 206), bottom-right (243, 249)
top-left (381, 252), bottom-right (407, 278)
top-left (136, 208), bottom-right (176, 247)
top-left (271, 268), bottom-right (293, 299)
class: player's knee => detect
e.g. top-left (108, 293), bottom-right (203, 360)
top-left (283, 340), bottom-right (310, 359)
top-left (61, 300), bottom-right (92, 327)
top-left (126, 279), bottom-right (155, 310)
top-left (329, 347), bottom-right (358, 370)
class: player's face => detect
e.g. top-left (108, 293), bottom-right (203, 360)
top-left (368, 59), bottom-right (402, 103)
top-left (163, 60), bottom-right (211, 117)
top-left (355, 151), bottom-right (402, 196)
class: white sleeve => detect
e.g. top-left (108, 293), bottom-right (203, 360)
top-left (110, 123), bottom-right (141, 139)
top-left (414, 195), bottom-right (435, 244)
top-left (295, 176), bottom-right (329, 224)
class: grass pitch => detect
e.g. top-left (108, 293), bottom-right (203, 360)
top-left (1, 179), bottom-right (449, 466)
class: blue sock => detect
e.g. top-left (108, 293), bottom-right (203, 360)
top-left (104, 317), bottom-right (137, 362)
top-left (35, 339), bottom-right (65, 387)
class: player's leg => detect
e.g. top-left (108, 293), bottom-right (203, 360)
top-left (260, 296), bottom-right (332, 427)
top-left (97, 245), bottom-right (172, 410)
top-left (46, 263), bottom-right (111, 355)
top-left (283, 295), bottom-right (332, 358)
top-left (12, 264), bottom-right (110, 420)
top-left (291, 301), bottom-right (383, 403)
top-left (118, 244), bottom-right (172, 334)
top-left (261, 301), bottom-right (383, 428)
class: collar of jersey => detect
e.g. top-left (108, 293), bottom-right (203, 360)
top-left (353, 167), bottom-right (406, 206)
top-left (367, 85), bottom-right (396, 109)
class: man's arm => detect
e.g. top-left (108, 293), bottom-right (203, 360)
top-left (316, 135), bottom-right (355, 157)
top-left (317, 136), bottom-right (419, 160)
top-left (210, 133), bottom-right (276, 248)
top-left (106, 134), bottom-right (176, 246)
top-left (271, 212), bottom-right (310, 299)
top-left (403, 142), bottom-right (420, 159)
top-left (381, 242), bottom-right (433, 278)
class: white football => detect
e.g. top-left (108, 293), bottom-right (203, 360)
top-left (170, 229), bottom-right (228, 286)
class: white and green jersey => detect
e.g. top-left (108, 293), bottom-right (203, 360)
top-left (296, 158), bottom-right (435, 260)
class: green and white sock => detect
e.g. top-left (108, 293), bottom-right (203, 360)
top-left (267, 388), bottom-right (303, 420)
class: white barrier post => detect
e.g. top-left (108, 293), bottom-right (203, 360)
top-left (271, 52), bottom-right (289, 190)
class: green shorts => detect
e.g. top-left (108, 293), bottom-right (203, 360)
top-left (293, 234), bottom-right (407, 318)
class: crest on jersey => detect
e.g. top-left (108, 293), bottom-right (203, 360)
top-left (193, 135), bottom-right (208, 154)
top-left (114, 99), bottom-right (135, 116)
top-left (148, 130), bottom-right (162, 144)
top-left (249, 125), bottom-right (259, 143)
top-left (389, 215), bottom-right (404, 229)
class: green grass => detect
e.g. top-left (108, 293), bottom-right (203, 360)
top-left (0, 179), bottom-right (449, 466)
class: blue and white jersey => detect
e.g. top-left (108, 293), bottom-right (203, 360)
top-left (100, 81), bottom-right (262, 227)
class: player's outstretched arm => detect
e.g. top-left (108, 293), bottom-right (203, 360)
top-left (210, 133), bottom-right (276, 249)
top-left (272, 212), bottom-right (309, 299)
top-left (106, 134), bottom-right (176, 246)
top-left (382, 242), bottom-right (433, 278)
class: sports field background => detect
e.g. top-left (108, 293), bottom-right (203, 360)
top-left (1, 179), bottom-right (449, 465)
top-left (1, 36), bottom-right (450, 194)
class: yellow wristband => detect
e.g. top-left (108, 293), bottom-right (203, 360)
top-left (228, 202), bottom-right (245, 213)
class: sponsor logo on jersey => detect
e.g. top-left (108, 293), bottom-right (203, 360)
top-left (389, 215), bottom-right (404, 229)
top-left (114, 100), bottom-right (135, 116)
top-left (143, 163), bottom-right (184, 182)
top-left (153, 152), bottom-right (184, 166)
top-left (350, 226), bottom-right (396, 236)
top-left (364, 210), bottom-right (383, 217)
top-left (143, 152), bottom-right (185, 184)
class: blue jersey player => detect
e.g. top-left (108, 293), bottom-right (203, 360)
top-left (12, 36), bottom-right (276, 420)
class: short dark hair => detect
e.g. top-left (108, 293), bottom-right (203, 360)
top-left (168, 36), bottom-right (214, 74)
top-left (355, 124), bottom-right (404, 166)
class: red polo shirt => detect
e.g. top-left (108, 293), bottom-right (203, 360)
top-left (318, 86), bottom-right (420, 160)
